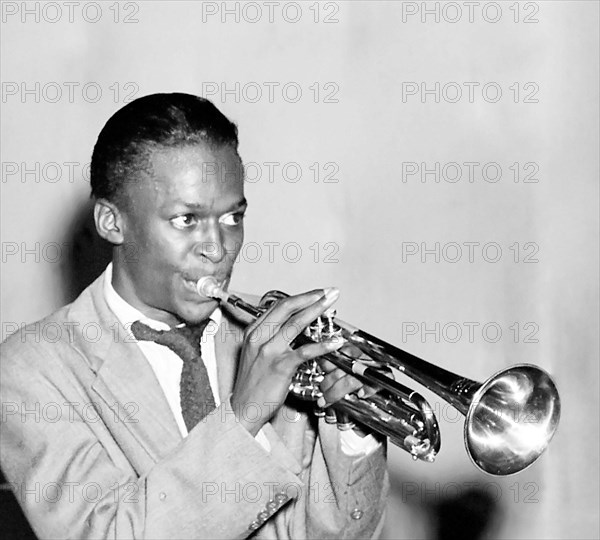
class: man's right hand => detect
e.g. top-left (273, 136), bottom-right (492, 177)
top-left (230, 288), bottom-right (343, 436)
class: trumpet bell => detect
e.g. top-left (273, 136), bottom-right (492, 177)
top-left (465, 364), bottom-right (561, 476)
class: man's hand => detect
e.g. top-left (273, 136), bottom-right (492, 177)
top-left (230, 288), bottom-right (344, 436)
top-left (318, 360), bottom-right (365, 406)
top-left (317, 348), bottom-right (379, 437)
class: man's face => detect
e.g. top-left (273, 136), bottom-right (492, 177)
top-left (113, 143), bottom-right (245, 325)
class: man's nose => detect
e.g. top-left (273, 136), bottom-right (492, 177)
top-left (193, 222), bottom-right (225, 264)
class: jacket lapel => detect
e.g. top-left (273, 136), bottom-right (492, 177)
top-left (68, 275), bottom-right (183, 465)
top-left (91, 343), bottom-right (183, 463)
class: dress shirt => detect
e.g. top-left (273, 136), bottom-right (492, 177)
top-left (103, 264), bottom-right (379, 456)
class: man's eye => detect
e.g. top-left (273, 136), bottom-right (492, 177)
top-left (220, 212), bottom-right (245, 226)
top-left (170, 215), bottom-right (197, 229)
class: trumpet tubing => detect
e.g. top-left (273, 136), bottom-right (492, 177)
top-left (196, 277), bottom-right (561, 476)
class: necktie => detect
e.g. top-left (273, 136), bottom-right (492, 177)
top-left (130, 320), bottom-right (216, 431)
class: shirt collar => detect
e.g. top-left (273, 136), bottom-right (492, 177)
top-left (103, 262), bottom-right (222, 332)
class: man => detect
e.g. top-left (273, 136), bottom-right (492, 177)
top-left (1, 93), bottom-right (388, 539)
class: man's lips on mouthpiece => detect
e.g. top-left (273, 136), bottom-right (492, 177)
top-left (182, 273), bottom-right (225, 294)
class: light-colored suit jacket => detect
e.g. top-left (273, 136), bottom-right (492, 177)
top-left (0, 274), bottom-right (388, 539)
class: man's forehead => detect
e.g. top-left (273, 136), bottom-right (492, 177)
top-left (147, 143), bottom-right (240, 183)
top-left (123, 143), bottom-right (242, 208)
top-left (149, 144), bottom-right (241, 173)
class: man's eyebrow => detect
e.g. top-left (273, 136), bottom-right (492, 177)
top-left (176, 198), bottom-right (248, 211)
top-left (224, 198), bottom-right (248, 212)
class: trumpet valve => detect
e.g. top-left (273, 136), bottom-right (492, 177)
top-left (404, 435), bottom-right (434, 462)
top-left (322, 309), bottom-right (342, 339)
top-left (335, 411), bottom-right (356, 431)
top-left (324, 408), bottom-right (337, 424)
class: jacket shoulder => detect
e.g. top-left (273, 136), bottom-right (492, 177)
top-left (1, 277), bottom-right (104, 368)
top-left (0, 287), bottom-right (97, 379)
top-left (1, 304), bottom-right (73, 356)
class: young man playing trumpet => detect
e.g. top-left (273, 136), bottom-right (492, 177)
top-left (1, 93), bottom-right (388, 539)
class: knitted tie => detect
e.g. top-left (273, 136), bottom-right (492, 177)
top-left (130, 320), bottom-right (216, 431)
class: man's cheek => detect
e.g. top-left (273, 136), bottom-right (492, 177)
top-left (149, 241), bottom-right (184, 267)
top-left (227, 230), bottom-right (243, 259)
top-left (226, 242), bottom-right (242, 263)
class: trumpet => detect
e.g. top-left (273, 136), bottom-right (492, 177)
top-left (196, 277), bottom-right (561, 476)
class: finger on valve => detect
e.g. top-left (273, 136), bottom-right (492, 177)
top-left (335, 410), bottom-right (356, 431)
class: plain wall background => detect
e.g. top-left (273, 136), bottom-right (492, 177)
top-left (1, 1), bottom-right (598, 538)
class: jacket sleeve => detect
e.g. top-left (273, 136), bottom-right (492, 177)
top-left (305, 420), bottom-right (388, 539)
top-left (253, 408), bottom-right (388, 540)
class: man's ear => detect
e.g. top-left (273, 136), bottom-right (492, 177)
top-left (94, 199), bottom-right (125, 245)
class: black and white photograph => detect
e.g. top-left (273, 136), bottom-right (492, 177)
top-left (1, 1), bottom-right (598, 539)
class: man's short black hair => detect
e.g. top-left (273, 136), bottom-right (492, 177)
top-left (90, 93), bottom-right (239, 206)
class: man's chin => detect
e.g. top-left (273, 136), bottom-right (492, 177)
top-left (177, 298), bottom-right (220, 325)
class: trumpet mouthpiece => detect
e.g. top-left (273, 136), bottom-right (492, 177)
top-left (196, 276), bottom-right (224, 300)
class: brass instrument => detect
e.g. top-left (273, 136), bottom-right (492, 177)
top-left (196, 277), bottom-right (561, 476)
